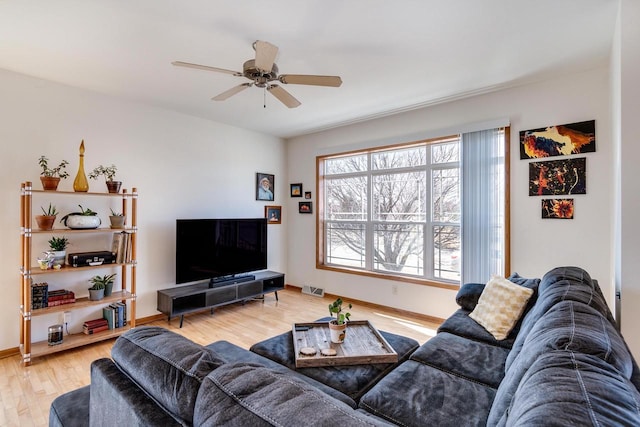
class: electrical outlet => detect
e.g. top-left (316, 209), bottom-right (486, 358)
top-left (392, 284), bottom-right (398, 295)
top-left (63, 311), bottom-right (71, 324)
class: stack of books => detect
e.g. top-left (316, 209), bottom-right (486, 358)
top-left (83, 318), bottom-right (109, 335)
top-left (102, 302), bottom-right (127, 329)
top-left (31, 282), bottom-right (49, 309)
top-left (111, 232), bottom-right (133, 264)
top-left (47, 290), bottom-right (76, 307)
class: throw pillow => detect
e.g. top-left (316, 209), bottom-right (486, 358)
top-left (469, 276), bottom-right (534, 340)
top-left (455, 283), bottom-right (486, 311)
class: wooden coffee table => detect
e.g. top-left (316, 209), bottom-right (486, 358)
top-left (292, 320), bottom-right (398, 368)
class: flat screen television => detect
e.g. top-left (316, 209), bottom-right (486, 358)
top-left (176, 218), bottom-right (267, 285)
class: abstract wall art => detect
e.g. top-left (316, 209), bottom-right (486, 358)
top-left (520, 120), bottom-right (595, 159)
top-left (542, 199), bottom-right (574, 219)
top-left (529, 157), bottom-right (586, 196)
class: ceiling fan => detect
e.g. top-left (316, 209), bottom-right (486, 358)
top-left (172, 40), bottom-right (342, 108)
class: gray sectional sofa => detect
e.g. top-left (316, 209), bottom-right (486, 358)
top-left (50, 266), bottom-right (640, 426)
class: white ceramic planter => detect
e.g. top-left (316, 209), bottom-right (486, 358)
top-left (64, 215), bottom-right (101, 229)
top-left (328, 321), bottom-right (347, 343)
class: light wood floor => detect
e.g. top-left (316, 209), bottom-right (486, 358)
top-left (0, 287), bottom-right (442, 427)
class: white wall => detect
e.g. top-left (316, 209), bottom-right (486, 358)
top-left (287, 66), bottom-right (613, 321)
top-left (617, 0), bottom-right (640, 356)
top-left (0, 69), bottom-right (287, 350)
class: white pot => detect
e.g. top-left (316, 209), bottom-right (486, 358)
top-left (46, 250), bottom-right (66, 267)
top-left (328, 321), bottom-right (347, 343)
top-left (64, 215), bottom-right (101, 229)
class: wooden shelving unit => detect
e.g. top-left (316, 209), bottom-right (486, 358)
top-left (19, 181), bottom-right (138, 366)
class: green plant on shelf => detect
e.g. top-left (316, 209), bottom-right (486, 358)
top-left (48, 236), bottom-right (69, 251)
top-left (40, 203), bottom-right (58, 216)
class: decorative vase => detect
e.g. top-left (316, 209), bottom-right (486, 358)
top-left (46, 250), bottom-right (66, 267)
top-left (73, 140), bottom-right (89, 192)
top-left (63, 215), bottom-right (101, 229)
top-left (106, 181), bottom-right (122, 194)
top-left (40, 176), bottom-right (60, 191)
top-left (104, 282), bottom-right (113, 297)
top-left (35, 215), bottom-right (56, 230)
top-left (88, 288), bottom-right (104, 301)
top-left (109, 215), bottom-right (125, 229)
top-left (328, 321), bottom-right (347, 344)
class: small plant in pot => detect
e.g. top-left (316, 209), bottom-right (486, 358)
top-left (328, 297), bottom-right (352, 344)
top-left (109, 208), bottom-right (125, 229)
top-left (87, 280), bottom-right (105, 301)
top-left (89, 274), bottom-right (116, 298)
top-left (35, 203), bottom-right (58, 231)
top-left (89, 164), bottom-right (121, 193)
top-left (47, 236), bottom-right (69, 268)
top-left (60, 205), bottom-right (101, 229)
top-left (38, 156), bottom-right (69, 191)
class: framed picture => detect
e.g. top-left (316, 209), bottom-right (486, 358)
top-left (299, 201), bottom-right (313, 214)
top-left (304, 191), bottom-right (312, 199)
top-left (290, 183), bottom-right (303, 197)
top-left (265, 205), bottom-right (282, 224)
top-left (542, 199), bottom-right (574, 219)
top-left (256, 173), bottom-right (275, 201)
top-left (520, 120), bottom-right (596, 159)
top-left (528, 157), bottom-right (586, 196)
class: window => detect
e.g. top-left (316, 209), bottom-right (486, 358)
top-left (317, 129), bottom-right (508, 288)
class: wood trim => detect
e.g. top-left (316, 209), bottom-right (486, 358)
top-left (0, 347), bottom-right (20, 359)
top-left (504, 126), bottom-right (512, 276)
top-left (287, 284), bottom-right (447, 325)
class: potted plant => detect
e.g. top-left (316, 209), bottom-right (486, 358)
top-left (47, 236), bottom-right (69, 268)
top-left (328, 297), bottom-right (352, 343)
top-left (109, 208), bottom-right (125, 229)
top-left (89, 164), bottom-right (121, 193)
top-left (87, 280), bottom-right (105, 301)
top-left (35, 203), bottom-right (58, 230)
top-left (38, 156), bottom-right (69, 191)
top-left (60, 205), bottom-right (101, 229)
top-left (89, 274), bottom-right (116, 297)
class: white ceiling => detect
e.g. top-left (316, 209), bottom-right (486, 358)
top-left (0, 1), bottom-right (619, 138)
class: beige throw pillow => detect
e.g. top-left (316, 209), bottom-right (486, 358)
top-left (469, 276), bottom-right (534, 340)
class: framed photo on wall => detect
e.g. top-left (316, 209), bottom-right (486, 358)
top-left (299, 201), bottom-right (313, 214)
top-left (256, 173), bottom-right (275, 201)
top-left (290, 183), bottom-right (303, 197)
top-left (304, 191), bottom-right (312, 199)
top-left (265, 205), bottom-right (282, 224)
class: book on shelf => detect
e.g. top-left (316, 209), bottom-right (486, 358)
top-left (31, 282), bottom-right (49, 309)
top-left (83, 324), bottom-right (109, 335)
top-left (109, 302), bottom-right (126, 328)
top-left (46, 290), bottom-right (75, 307)
top-left (112, 231), bottom-right (133, 264)
top-left (83, 317), bottom-right (108, 334)
top-left (102, 306), bottom-right (115, 330)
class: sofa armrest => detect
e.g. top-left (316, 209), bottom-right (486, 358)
top-left (89, 358), bottom-right (181, 427)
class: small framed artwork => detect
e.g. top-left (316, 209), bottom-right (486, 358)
top-left (299, 201), bottom-right (313, 214)
top-left (265, 205), bottom-right (282, 224)
top-left (528, 157), bottom-right (586, 196)
top-left (256, 173), bottom-right (275, 201)
top-left (304, 191), bottom-right (312, 199)
top-left (542, 199), bottom-right (574, 219)
top-left (290, 183), bottom-right (303, 197)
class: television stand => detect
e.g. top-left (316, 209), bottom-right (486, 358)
top-left (209, 274), bottom-right (256, 288)
top-left (157, 271), bottom-right (284, 328)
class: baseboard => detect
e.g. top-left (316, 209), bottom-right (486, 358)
top-left (0, 346), bottom-right (19, 360)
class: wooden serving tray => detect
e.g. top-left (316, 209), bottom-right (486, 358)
top-left (292, 320), bottom-right (398, 368)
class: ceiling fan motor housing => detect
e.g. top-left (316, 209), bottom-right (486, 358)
top-left (243, 59), bottom-right (278, 87)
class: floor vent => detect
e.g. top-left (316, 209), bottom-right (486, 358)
top-left (302, 285), bottom-right (325, 297)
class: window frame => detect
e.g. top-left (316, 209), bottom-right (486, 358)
top-left (316, 129), bottom-right (510, 290)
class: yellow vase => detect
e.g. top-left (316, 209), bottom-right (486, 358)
top-left (73, 140), bottom-right (89, 192)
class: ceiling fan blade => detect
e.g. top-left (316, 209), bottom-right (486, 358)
top-left (254, 40), bottom-right (279, 73)
top-left (279, 74), bottom-right (342, 87)
top-left (172, 61), bottom-right (241, 76)
top-left (267, 84), bottom-right (301, 108)
top-left (212, 83), bottom-right (252, 101)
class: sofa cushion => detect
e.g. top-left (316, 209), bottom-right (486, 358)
top-left (194, 363), bottom-right (392, 426)
top-left (502, 351), bottom-right (640, 426)
top-left (410, 332), bottom-right (510, 388)
top-left (49, 385), bottom-right (90, 427)
top-left (359, 359), bottom-right (495, 427)
top-left (438, 309), bottom-right (516, 349)
top-left (111, 326), bottom-right (224, 426)
top-left (488, 300), bottom-right (635, 425)
top-left (469, 276), bottom-right (534, 340)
